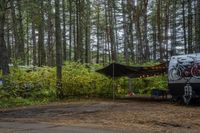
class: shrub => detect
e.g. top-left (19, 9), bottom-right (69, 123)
top-left (2, 66), bottom-right (57, 99)
top-left (0, 62), bottom-right (167, 100)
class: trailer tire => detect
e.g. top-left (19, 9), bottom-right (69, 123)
top-left (191, 66), bottom-right (200, 79)
top-left (169, 68), bottom-right (182, 81)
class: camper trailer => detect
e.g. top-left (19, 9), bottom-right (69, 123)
top-left (168, 53), bottom-right (200, 104)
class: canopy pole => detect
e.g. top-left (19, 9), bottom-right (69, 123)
top-left (112, 62), bottom-right (115, 101)
top-left (128, 77), bottom-right (132, 94)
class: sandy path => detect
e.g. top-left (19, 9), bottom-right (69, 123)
top-left (0, 100), bottom-right (199, 133)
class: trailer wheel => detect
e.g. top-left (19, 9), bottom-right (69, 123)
top-left (169, 68), bottom-right (182, 81)
top-left (191, 65), bottom-right (200, 79)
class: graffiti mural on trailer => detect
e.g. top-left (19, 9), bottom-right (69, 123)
top-left (169, 55), bottom-right (200, 82)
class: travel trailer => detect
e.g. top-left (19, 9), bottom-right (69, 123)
top-left (168, 53), bottom-right (200, 104)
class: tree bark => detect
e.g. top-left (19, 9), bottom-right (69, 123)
top-left (171, 0), bottom-right (177, 56)
top-left (113, 2), bottom-right (119, 60)
top-left (0, 0), bottom-right (10, 75)
top-left (69, 0), bottom-right (72, 61)
top-left (96, 4), bottom-right (100, 64)
top-left (11, 0), bottom-right (20, 61)
top-left (152, 20), bottom-right (157, 60)
top-left (122, 0), bottom-right (129, 65)
top-left (6, 14), bottom-right (11, 63)
top-left (38, 0), bottom-right (46, 66)
top-left (108, 0), bottom-right (117, 62)
top-left (182, 0), bottom-right (187, 54)
top-left (164, 0), bottom-right (170, 60)
top-left (135, 5), bottom-right (142, 63)
top-left (127, 0), bottom-right (134, 63)
top-left (62, 0), bottom-right (67, 61)
top-left (157, 0), bottom-right (163, 61)
top-left (196, 0), bottom-right (200, 52)
top-left (187, 0), bottom-right (193, 53)
top-left (16, 0), bottom-right (25, 64)
top-left (31, 15), bottom-right (37, 66)
top-left (55, 0), bottom-right (63, 98)
top-left (104, 1), bottom-right (111, 63)
top-left (47, 0), bottom-right (55, 66)
top-left (85, 0), bottom-right (91, 63)
top-left (26, 15), bottom-right (29, 66)
top-left (143, 0), bottom-right (149, 61)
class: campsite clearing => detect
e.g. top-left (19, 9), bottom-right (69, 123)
top-left (0, 99), bottom-right (199, 133)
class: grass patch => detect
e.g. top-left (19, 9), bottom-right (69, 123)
top-left (0, 97), bottom-right (54, 109)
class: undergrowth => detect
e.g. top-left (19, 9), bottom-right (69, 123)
top-left (0, 62), bottom-right (167, 108)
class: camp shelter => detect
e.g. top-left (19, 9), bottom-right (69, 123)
top-left (96, 62), bottom-right (168, 100)
top-left (96, 62), bottom-right (168, 78)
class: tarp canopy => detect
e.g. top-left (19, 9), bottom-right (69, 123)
top-left (96, 62), bottom-right (168, 78)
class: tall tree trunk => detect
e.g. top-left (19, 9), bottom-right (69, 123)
top-left (171, 0), bottom-right (177, 56)
top-left (16, 0), bottom-right (25, 64)
top-left (75, 0), bottom-right (84, 63)
top-left (55, 0), bottom-right (63, 98)
top-left (76, 0), bottom-right (80, 62)
top-left (143, 0), bottom-right (149, 61)
top-left (38, 0), bottom-right (46, 66)
top-left (108, 0), bottom-right (117, 62)
top-left (104, 1), bottom-right (111, 63)
top-left (135, 6), bottom-right (142, 63)
top-left (195, 0), bottom-right (200, 52)
top-left (6, 15), bottom-right (11, 63)
top-left (152, 20), bottom-right (157, 60)
top-left (26, 16), bottom-right (29, 66)
top-left (187, 0), bottom-right (193, 53)
top-left (127, 0), bottom-right (134, 63)
top-left (85, 0), bottom-right (91, 63)
top-left (11, 0), bottom-right (20, 61)
top-left (31, 16), bottom-right (37, 66)
top-left (75, 0), bottom-right (81, 61)
top-left (47, 0), bottom-right (54, 66)
top-left (157, 0), bottom-right (163, 61)
top-left (113, 2), bottom-right (119, 60)
top-left (69, 0), bottom-right (72, 60)
top-left (122, 0), bottom-right (129, 65)
top-left (73, 2), bottom-right (77, 61)
top-left (164, 0), bottom-right (170, 60)
top-left (10, 0), bottom-right (25, 64)
top-left (62, 0), bottom-right (67, 61)
top-left (96, 5), bottom-right (100, 64)
top-left (182, 0), bottom-right (187, 54)
top-left (0, 0), bottom-right (10, 75)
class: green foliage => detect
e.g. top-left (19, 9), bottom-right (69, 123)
top-left (0, 62), bottom-right (168, 108)
top-left (61, 62), bottom-right (122, 98)
top-left (133, 75), bottom-right (167, 95)
top-left (0, 62), bottom-right (128, 101)
top-left (0, 97), bottom-right (51, 108)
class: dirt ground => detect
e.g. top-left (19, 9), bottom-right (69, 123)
top-left (0, 98), bottom-right (200, 133)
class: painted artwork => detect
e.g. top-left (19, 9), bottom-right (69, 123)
top-left (169, 54), bottom-right (200, 82)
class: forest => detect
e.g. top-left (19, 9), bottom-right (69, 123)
top-left (0, 0), bottom-right (200, 105)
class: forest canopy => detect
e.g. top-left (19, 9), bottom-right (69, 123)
top-left (0, 0), bottom-right (200, 70)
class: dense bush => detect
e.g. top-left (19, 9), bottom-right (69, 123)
top-left (1, 66), bottom-right (56, 99)
top-left (0, 62), bottom-right (167, 101)
top-left (61, 62), bottom-right (114, 98)
top-left (133, 76), bottom-right (167, 94)
top-left (0, 62), bottom-right (128, 100)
